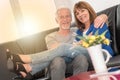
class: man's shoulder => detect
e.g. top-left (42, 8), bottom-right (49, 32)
top-left (70, 27), bottom-right (78, 32)
top-left (46, 31), bottom-right (57, 38)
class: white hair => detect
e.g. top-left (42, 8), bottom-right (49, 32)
top-left (55, 6), bottom-right (71, 18)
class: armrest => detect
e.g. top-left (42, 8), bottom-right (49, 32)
top-left (107, 55), bottom-right (120, 67)
top-left (0, 47), bottom-right (11, 80)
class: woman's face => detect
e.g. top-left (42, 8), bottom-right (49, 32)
top-left (75, 8), bottom-right (90, 24)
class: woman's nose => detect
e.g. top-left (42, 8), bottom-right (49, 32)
top-left (78, 13), bottom-right (82, 18)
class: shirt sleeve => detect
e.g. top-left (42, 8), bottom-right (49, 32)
top-left (45, 32), bottom-right (58, 49)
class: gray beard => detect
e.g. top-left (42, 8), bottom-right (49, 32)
top-left (61, 26), bottom-right (70, 30)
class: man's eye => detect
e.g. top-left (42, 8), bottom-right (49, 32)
top-left (59, 16), bottom-right (64, 19)
top-left (66, 15), bottom-right (70, 18)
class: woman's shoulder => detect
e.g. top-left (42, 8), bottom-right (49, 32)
top-left (76, 29), bottom-right (82, 35)
top-left (98, 23), bottom-right (108, 32)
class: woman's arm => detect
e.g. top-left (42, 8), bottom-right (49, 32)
top-left (94, 14), bottom-right (108, 28)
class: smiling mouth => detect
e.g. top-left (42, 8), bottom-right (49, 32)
top-left (63, 22), bottom-right (69, 24)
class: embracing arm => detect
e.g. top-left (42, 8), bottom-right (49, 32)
top-left (94, 14), bottom-right (108, 28)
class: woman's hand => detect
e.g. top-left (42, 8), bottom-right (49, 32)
top-left (94, 14), bottom-right (108, 28)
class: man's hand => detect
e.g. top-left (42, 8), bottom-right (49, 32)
top-left (94, 14), bottom-right (108, 28)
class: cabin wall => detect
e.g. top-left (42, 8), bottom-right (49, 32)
top-left (0, 0), bottom-right (120, 43)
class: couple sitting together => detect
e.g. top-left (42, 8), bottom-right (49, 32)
top-left (7, 1), bottom-right (114, 80)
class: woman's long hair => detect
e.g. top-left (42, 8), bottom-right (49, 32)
top-left (73, 1), bottom-right (97, 31)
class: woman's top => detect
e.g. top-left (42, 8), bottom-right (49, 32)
top-left (75, 23), bottom-right (114, 56)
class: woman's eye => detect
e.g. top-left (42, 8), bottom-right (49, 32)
top-left (75, 12), bottom-right (79, 15)
top-left (81, 9), bottom-right (85, 12)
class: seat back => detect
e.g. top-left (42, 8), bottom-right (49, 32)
top-left (16, 27), bottom-right (58, 55)
top-left (116, 4), bottom-right (120, 53)
top-left (97, 4), bottom-right (120, 55)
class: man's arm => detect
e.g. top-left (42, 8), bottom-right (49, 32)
top-left (94, 14), bottom-right (108, 28)
top-left (45, 33), bottom-right (60, 50)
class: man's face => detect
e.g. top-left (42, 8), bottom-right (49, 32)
top-left (56, 8), bottom-right (72, 30)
